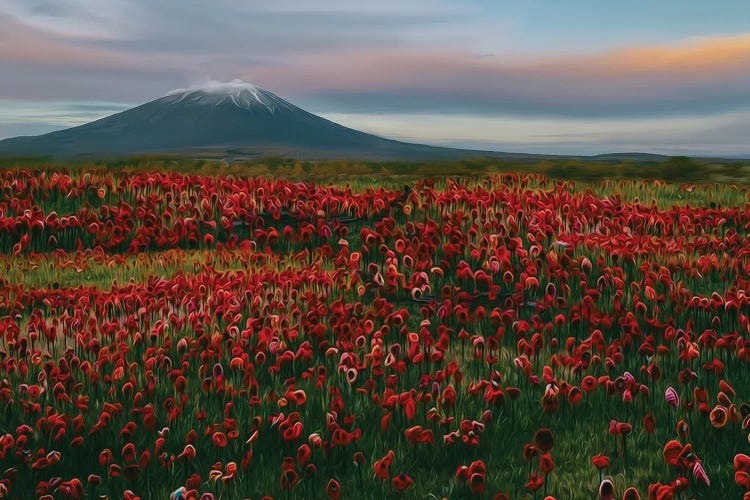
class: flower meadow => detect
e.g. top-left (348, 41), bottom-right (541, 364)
top-left (1, 168), bottom-right (750, 499)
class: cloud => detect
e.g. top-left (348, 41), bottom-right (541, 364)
top-left (3, 1), bottom-right (748, 118)
top-left (0, 15), bottom-right (147, 67)
top-left (0, 61), bottom-right (183, 102)
top-left (0, 99), bottom-right (131, 139)
top-left (0, 0), bottom-right (138, 39)
top-left (320, 108), bottom-right (750, 156)
top-left (247, 34), bottom-right (750, 117)
top-left (1, 0), bottom-right (468, 55)
top-left (1, 0), bottom-right (749, 155)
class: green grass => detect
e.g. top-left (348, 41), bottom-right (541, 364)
top-left (1, 166), bottom-right (750, 499)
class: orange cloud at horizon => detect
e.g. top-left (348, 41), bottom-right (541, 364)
top-left (249, 33), bottom-right (750, 94)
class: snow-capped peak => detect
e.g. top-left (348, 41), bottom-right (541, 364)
top-left (167, 79), bottom-right (262, 96)
top-left (163, 79), bottom-right (294, 113)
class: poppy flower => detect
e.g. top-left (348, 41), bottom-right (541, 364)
top-left (647, 483), bottom-right (674, 500)
top-left (456, 465), bottom-right (470, 481)
top-left (469, 472), bottom-right (486, 494)
top-left (539, 453), bottom-right (555, 474)
top-left (581, 375), bottom-right (598, 393)
top-left (534, 428), bottom-right (555, 452)
top-left (676, 420), bottom-right (689, 440)
top-left (523, 444), bottom-right (540, 462)
top-left (280, 468), bottom-right (299, 490)
top-left (591, 455), bottom-right (610, 470)
top-left (567, 386), bottom-right (583, 405)
top-left (326, 478), bottom-right (341, 500)
top-left (643, 414), bottom-right (656, 434)
top-left (211, 431), bottom-right (228, 448)
top-left (525, 472), bottom-right (544, 493)
top-left (297, 444), bottom-right (312, 465)
top-left (392, 472), bottom-right (413, 492)
top-left (622, 487), bottom-right (640, 500)
top-left (305, 463), bottom-right (318, 478)
top-left (599, 478), bottom-right (615, 500)
top-left (663, 440), bottom-right (684, 468)
top-left (374, 451), bottom-right (395, 480)
top-left (671, 476), bottom-right (689, 493)
top-left (710, 405), bottom-right (728, 429)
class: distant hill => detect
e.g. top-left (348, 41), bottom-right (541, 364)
top-left (0, 81), bottom-right (544, 161)
top-left (0, 81), bottom-right (693, 162)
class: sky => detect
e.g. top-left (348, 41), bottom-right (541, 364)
top-left (0, 0), bottom-right (749, 156)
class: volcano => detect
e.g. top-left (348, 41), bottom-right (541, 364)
top-left (0, 80), bottom-right (527, 160)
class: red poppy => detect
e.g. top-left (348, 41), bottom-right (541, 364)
top-left (599, 478), bottom-right (615, 500)
top-left (643, 413), bottom-right (656, 434)
top-left (623, 487), bottom-right (640, 500)
top-left (469, 471), bottom-right (486, 494)
top-left (581, 375), bottom-right (598, 393)
top-left (534, 428), bottom-right (555, 452)
top-left (374, 451), bottom-right (395, 480)
top-left (539, 453), bottom-right (555, 474)
top-left (280, 468), bottom-right (299, 490)
top-left (676, 419), bottom-right (689, 440)
top-left (523, 444), bottom-right (540, 461)
top-left (326, 478), bottom-right (341, 500)
top-left (297, 444), bottom-right (312, 465)
top-left (211, 431), bottom-right (228, 448)
top-left (525, 471), bottom-right (544, 493)
top-left (663, 440), bottom-right (683, 468)
top-left (710, 405), bottom-right (728, 428)
top-left (392, 472), bottom-right (414, 492)
top-left (592, 455), bottom-right (609, 470)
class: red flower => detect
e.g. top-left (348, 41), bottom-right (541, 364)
top-left (374, 451), bottom-right (395, 480)
top-left (710, 405), bottom-right (728, 428)
top-left (326, 478), bottom-right (341, 500)
top-left (534, 428), bottom-right (555, 452)
top-left (469, 472), bottom-right (486, 494)
top-left (591, 455), bottom-right (609, 470)
top-left (539, 453), bottom-right (555, 474)
top-left (392, 472), bottom-right (414, 492)
top-left (581, 375), bottom-right (598, 393)
top-left (622, 486), bottom-right (640, 500)
top-left (280, 468), bottom-right (299, 490)
top-left (525, 471), bottom-right (544, 492)
top-left (523, 444), bottom-right (540, 461)
top-left (353, 451), bottom-right (366, 467)
top-left (642, 413), bottom-right (656, 434)
top-left (676, 419), bottom-right (689, 440)
top-left (405, 425), bottom-right (434, 445)
top-left (599, 478), bottom-right (615, 500)
top-left (297, 444), bottom-right (312, 465)
top-left (211, 431), bottom-right (227, 448)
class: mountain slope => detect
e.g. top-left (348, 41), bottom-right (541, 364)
top-left (0, 81), bottom-right (525, 160)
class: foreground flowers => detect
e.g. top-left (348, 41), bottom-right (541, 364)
top-left (0, 168), bottom-right (748, 498)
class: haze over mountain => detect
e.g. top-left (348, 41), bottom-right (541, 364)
top-left (0, 80), bottom-right (551, 161)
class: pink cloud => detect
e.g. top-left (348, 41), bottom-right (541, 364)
top-left (246, 34), bottom-right (750, 110)
top-left (0, 15), bottom-right (145, 68)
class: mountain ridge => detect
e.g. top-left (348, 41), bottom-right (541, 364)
top-left (0, 81), bottom-right (670, 161)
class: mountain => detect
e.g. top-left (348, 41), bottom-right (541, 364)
top-left (0, 80), bottom-right (546, 161)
